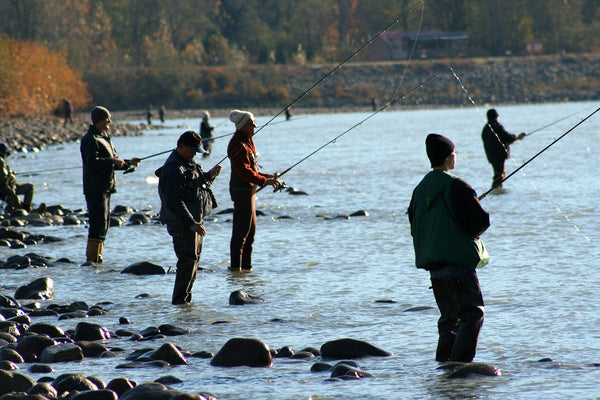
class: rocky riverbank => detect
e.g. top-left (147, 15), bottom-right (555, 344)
top-left (4, 53), bottom-right (600, 152)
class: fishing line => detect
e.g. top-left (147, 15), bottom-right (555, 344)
top-left (214, 2), bottom-right (423, 167)
top-left (525, 108), bottom-right (591, 136)
top-left (450, 66), bottom-right (599, 242)
top-left (257, 72), bottom-right (442, 192)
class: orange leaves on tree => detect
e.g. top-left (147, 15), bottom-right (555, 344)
top-left (0, 37), bottom-right (90, 118)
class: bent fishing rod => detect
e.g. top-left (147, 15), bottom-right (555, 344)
top-left (213, 4), bottom-right (421, 168)
top-left (478, 105), bottom-right (600, 201)
top-left (526, 108), bottom-right (590, 136)
top-left (258, 72), bottom-right (442, 193)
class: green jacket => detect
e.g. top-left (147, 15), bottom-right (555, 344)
top-left (408, 170), bottom-right (489, 271)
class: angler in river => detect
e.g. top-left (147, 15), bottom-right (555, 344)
top-left (156, 131), bottom-right (221, 305)
top-left (80, 106), bottom-right (141, 265)
top-left (481, 108), bottom-right (526, 190)
top-left (408, 134), bottom-right (490, 363)
top-left (227, 110), bottom-right (283, 271)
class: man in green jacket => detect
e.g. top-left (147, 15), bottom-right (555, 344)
top-left (80, 106), bottom-right (140, 264)
top-left (408, 133), bottom-right (490, 363)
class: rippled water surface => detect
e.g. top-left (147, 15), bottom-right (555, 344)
top-left (2, 101), bottom-right (600, 399)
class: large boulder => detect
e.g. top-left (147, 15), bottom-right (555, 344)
top-left (70, 389), bottom-right (119, 400)
top-left (27, 322), bottom-right (65, 338)
top-left (121, 262), bottom-right (166, 275)
top-left (0, 369), bottom-right (36, 395)
top-left (210, 338), bottom-right (272, 367)
top-left (119, 382), bottom-right (182, 400)
top-left (320, 338), bottom-right (391, 359)
top-left (15, 335), bottom-right (57, 358)
top-left (229, 290), bottom-right (265, 305)
top-left (106, 377), bottom-right (136, 397)
top-left (149, 343), bottom-right (188, 365)
top-left (39, 343), bottom-right (84, 363)
top-left (14, 277), bottom-right (55, 299)
top-left (52, 373), bottom-right (99, 393)
top-left (74, 322), bottom-right (111, 341)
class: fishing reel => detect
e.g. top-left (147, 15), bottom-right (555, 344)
top-left (274, 181), bottom-right (287, 193)
top-left (124, 165), bottom-right (136, 174)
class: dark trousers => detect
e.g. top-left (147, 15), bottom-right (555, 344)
top-left (85, 192), bottom-right (111, 240)
top-left (490, 159), bottom-right (506, 189)
top-left (230, 189), bottom-right (256, 270)
top-left (171, 229), bottom-right (203, 305)
top-left (430, 270), bottom-right (485, 362)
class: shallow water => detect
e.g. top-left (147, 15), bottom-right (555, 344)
top-left (2, 100), bottom-right (600, 399)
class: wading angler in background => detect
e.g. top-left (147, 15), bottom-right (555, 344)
top-left (0, 143), bottom-right (45, 214)
top-left (408, 134), bottom-right (490, 363)
top-left (157, 131), bottom-right (221, 305)
top-left (80, 106), bottom-right (140, 265)
top-left (481, 108), bottom-right (525, 190)
top-left (228, 110), bottom-right (282, 271)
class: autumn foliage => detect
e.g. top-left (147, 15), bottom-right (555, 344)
top-left (0, 37), bottom-right (90, 118)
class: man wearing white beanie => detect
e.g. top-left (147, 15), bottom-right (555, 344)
top-left (227, 110), bottom-right (282, 271)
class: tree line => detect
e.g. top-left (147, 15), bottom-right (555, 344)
top-left (0, 0), bottom-right (599, 115)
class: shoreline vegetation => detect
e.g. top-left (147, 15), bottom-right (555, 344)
top-left (4, 53), bottom-right (600, 152)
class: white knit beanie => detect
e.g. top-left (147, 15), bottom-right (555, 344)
top-left (229, 109), bottom-right (255, 130)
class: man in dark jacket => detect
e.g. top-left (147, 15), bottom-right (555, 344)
top-left (80, 106), bottom-right (140, 264)
top-left (157, 131), bottom-right (222, 305)
top-left (481, 108), bottom-right (525, 190)
top-left (0, 143), bottom-right (44, 213)
top-left (408, 134), bottom-right (490, 363)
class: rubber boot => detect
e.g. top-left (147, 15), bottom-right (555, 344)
top-left (85, 238), bottom-right (103, 264)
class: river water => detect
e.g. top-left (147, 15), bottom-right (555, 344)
top-left (2, 101), bottom-right (600, 399)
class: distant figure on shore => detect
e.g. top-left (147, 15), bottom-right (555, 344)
top-left (199, 111), bottom-right (214, 157)
top-left (159, 106), bottom-right (166, 123)
top-left (146, 106), bottom-right (154, 125)
top-left (285, 107), bottom-right (292, 121)
top-left (227, 110), bottom-right (283, 271)
top-left (0, 143), bottom-right (45, 214)
top-left (80, 106), bottom-right (140, 265)
top-left (371, 98), bottom-right (377, 111)
top-left (63, 98), bottom-right (73, 127)
top-left (481, 108), bottom-right (526, 190)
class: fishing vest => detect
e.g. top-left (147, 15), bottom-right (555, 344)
top-left (157, 151), bottom-right (216, 228)
top-left (410, 170), bottom-right (489, 271)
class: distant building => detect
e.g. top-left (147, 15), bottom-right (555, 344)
top-left (523, 38), bottom-right (545, 55)
top-left (368, 30), bottom-right (471, 61)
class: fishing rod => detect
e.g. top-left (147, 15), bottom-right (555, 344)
top-left (123, 148), bottom-right (175, 174)
top-left (16, 165), bottom-right (82, 176)
top-left (526, 108), bottom-right (589, 136)
top-left (478, 105), bottom-right (600, 201)
top-left (258, 72), bottom-right (443, 193)
top-left (213, 4), bottom-right (421, 167)
top-left (205, 115), bottom-right (310, 143)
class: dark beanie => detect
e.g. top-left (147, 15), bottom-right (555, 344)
top-left (426, 133), bottom-right (455, 167)
top-left (91, 106), bottom-right (111, 125)
top-left (486, 108), bottom-right (498, 121)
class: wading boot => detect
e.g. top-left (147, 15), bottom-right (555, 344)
top-left (83, 238), bottom-right (104, 266)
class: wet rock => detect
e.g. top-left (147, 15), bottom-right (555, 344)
top-left (330, 361), bottom-right (372, 379)
top-left (15, 335), bottom-right (57, 359)
top-left (70, 389), bottom-right (119, 400)
top-left (229, 290), bottom-right (265, 305)
top-left (310, 362), bottom-right (332, 372)
top-left (39, 343), bottom-right (84, 363)
top-left (128, 213), bottom-right (151, 225)
top-left (63, 215), bottom-right (82, 225)
top-left (320, 338), bottom-right (392, 359)
top-left (119, 382), bottom-right (182, 400)
top-left (274, 346), bottom-right (294, 358)
top-left (149, 343), bottom-right (188, 365)
top-left (154, 375), bottom-right (184, 385)
top-left (74, 322), bottom-right (111, 341)
top-left (286, 187), bottom-right (308, 195)
top-left (0, 295), bottom-right (19, 308)
top-left (27, 322), bottom-right (65, 338)
top-left (211, 338), bottom-right (273, 367)
top-left (116, 360), bottom-right (170, 369)
top-left (27, 381), bottom-right (58, 398)
top-left (349, 210), bottom-right (369, 217)
top-left (14, 277), bottom-right (54, 300)
top-left (158, 324), bottom-right (190, 336)
top-left (106, 377), bottom-right (137, 397)
top-left (0, 369), bottom-right (36, 395)
top-left (119, 317), bottom-right (132, 324)
top-left (444, 362), bottom-right (502, 379)
top-left (121, 261), bottom-right (166, 275)
top-left (52, 373), bottom-right (100, 394)
top-left (109, 216), bottom-right (123, 227)
top-left (0, 348), bottom-right (24, 363)
top-left (28, 364), bottom-right (54, 373)
top-left (0, 360), bottom-right (18, 370)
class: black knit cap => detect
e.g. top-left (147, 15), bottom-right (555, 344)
top-left (487, 108), bottom-right (498, 121)
top-left (426, 133), bottom-right (455, 167)
top-left (91, 106), bottom-right (111, 125)
top-left (177, 131), bottom-right (207, 153)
